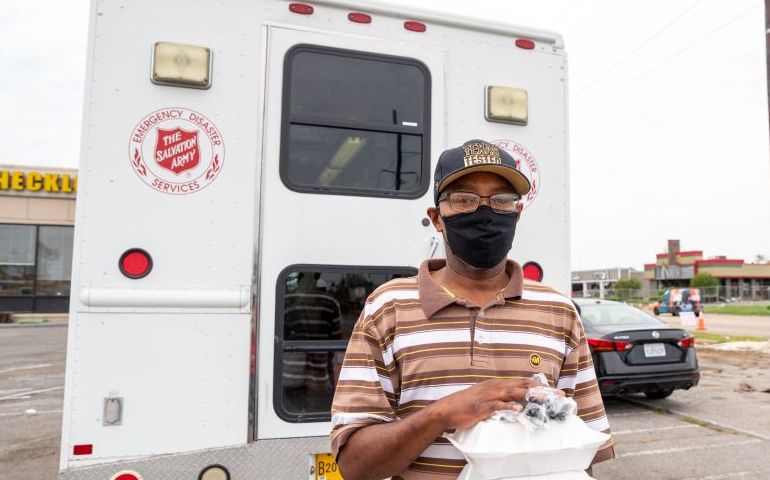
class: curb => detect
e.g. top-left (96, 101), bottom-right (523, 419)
top-left (0, 323), bottom-right (68, 330)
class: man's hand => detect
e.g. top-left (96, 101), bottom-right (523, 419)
top-left (429, 378), bottom-right (545, 430)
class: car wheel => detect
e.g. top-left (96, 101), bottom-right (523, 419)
top-left (672, 307), bottom-right (680, 317)
top-left (653, 307), bottom-right (660, 315)
top-left (645, 389), bottom-right (673, 400)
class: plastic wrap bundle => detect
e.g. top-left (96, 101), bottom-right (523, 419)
top-left (518, 375), bottom-right (578, 430)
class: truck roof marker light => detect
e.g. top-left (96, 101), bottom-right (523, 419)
top-left (109, 471), bottom-right (143, 480)
top-left (522, 261), bottom-right (543, 282)
top-left (404, 21), bottom-right (427, 32)
top-left (119, 248), bottom-right (153, 279)
top-left (73, 444), bottom-right (93, 455)
top-left (289, 3), bottom-right (314, 14)
top-left (515, 38), bottom-right (536, 50)
top-left (348, 12), bottom-right (372, 23)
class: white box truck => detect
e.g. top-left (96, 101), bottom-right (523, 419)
top-left (60, 1), bottom-right (569, 478)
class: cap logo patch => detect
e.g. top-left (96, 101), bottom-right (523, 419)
top-left (462, 142), bottom-right (502, 167)
top-left (529, 353), bottom-right (542, 368)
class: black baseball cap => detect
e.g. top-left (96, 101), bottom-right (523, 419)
top-left (433, 139), bottom-right (531, 204)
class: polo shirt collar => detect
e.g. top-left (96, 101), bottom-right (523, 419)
top-left (418, 258), bottom-right (524, 318)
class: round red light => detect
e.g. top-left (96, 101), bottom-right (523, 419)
top-left (288, 3), bottom-right (314, 15)
top-left (110, 471), bottom-right (142, 480)
top-left (348, 12), bottom-right (371, 23)
top-left (522, 261), bottom-right (543, 282)
top-left (515, 38), bottom-right (536, 50)
top-left (404, 21), bottom-right (426, 32)
top-left (119, 249), bottom-right (153, 279)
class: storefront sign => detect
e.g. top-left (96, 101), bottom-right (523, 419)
top-left (0, 169), bottom-right (78, 197)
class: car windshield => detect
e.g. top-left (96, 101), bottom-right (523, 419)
top-left (580, 304), bottom-right (663, 327)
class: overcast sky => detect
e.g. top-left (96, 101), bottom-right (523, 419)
top-left (1, 0), bottom-right (768, 270)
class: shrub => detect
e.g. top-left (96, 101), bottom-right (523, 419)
top-left (690, 272), bottom-right (718, 288)
top-left (614, 278), bottom-right (641, 290)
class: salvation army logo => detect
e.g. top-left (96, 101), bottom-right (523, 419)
top-left (491, 139), bottom-right (540, 208)
top-left (129, 108), bottom-right (224, 194)
top-left (155, 127), bottom-right (200, 174)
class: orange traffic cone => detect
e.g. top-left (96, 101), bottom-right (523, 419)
top-left (696, 312), bottom-right (706, 331)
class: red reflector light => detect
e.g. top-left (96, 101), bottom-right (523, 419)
top-left (119, 248), bottom-right (153, 279)
top-left (522, 261), bottom-right (543, 282)
top-left (515, 38), bottom-right (536, 49)
top-left (289, 3), bottom-right (314, 14)
top-left (73, 444), bottom-right (93, 455)
top-left (404, 21), bottom-right (426, 32)
top-left (678, 336), bottom-right (695, 349)
top-left (348, 12), bottom-right (371, 23)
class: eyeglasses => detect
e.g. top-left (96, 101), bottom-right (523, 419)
top-left (438, 191), bottom-right (521, 214)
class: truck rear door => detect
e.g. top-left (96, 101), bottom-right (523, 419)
top-left (256, 25), bottom-right (445, 439)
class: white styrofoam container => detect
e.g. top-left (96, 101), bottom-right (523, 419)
top-left (458, 465), bottom-right (593, 480)
top-left (445, 416), bottom-right (609, 479)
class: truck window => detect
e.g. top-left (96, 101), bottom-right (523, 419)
top-left (280, 45), bottom-right (431, 198)
top-left (274, 265), bottom-right (416, 422)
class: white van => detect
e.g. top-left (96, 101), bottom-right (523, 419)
top-left (60, 1), bottom-right (570, 478)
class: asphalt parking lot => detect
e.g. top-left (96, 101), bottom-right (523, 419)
top-left (1, 318), bottom-right (769, 480)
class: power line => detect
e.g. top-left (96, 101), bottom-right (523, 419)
top-left (550, 1), bottom-right (584, 28)
top-left (572, 46), bottom-right (764, 153)
top-left (575, 2), bottom-right (761, 105)
top-left (571, 0), bottom-right (709, 98)
top-left (572, 1), bottom-right (677, 76)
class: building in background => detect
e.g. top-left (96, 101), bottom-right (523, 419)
top-left (571, 267), bottom-right (653, 299)
top-left (644, 239), bottom-right (770, 300)
top-left (0, 165), bottom-right (77, 312)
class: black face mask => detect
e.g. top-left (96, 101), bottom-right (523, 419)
top-left (442, 206), bottom-right (518, 269)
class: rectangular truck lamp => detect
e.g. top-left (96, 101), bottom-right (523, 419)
top-left (486, 85), bottom-right (528, 125)
top-left (152, 41), bottom-right (212, 89)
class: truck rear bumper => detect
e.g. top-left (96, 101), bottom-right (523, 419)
top-left (597, 370), bottom-right (700, 396)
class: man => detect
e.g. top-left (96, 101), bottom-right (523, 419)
top-left (330, 140), bottom-right (614, 480)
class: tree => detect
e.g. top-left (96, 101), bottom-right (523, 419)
top-left (614, 278), bottom-right (641, 290)
top-left (690, 272), bottom-right (718, 288)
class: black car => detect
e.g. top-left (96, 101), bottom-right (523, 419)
top-left (574, 298), bottom-right (700, 399)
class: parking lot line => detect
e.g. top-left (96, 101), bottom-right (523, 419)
top-left (681, 468), bottom-right (770, 480)
top-left (620, 396), bottom-right (770, 441)
top-left (0, 386), bottom-right (63, 401)
top-left (0, 409), bottom-right (62, 417)
top-left (607, 410), bottom-right (656, 418)
top-left (0, 363), bottom-right (52, 375)
top-left (618, 438), bottom-right (762, 458)
top-left (612, 424), bottom-right (699, 435)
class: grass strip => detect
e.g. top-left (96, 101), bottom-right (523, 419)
top-left (693, 331), bottom-right (767, 343)
top-left (704, 305), bottom-right (770, 316)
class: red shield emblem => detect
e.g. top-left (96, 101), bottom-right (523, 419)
top-left (154, 127), bottom-right (200, 174)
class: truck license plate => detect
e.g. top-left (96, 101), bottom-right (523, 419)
top-left (315, 453), bottom-right (343, 480)
top-left (644, 343), bottom-right (666, 357)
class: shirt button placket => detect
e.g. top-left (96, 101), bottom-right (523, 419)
top-left (471, 308), bottom-right (489, 368)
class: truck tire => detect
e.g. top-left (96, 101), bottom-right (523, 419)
top-left (653, 307), bottom-right (660, 315)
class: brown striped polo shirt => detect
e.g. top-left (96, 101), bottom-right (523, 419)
top-left (330, 259), bottom-right (615, 479)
